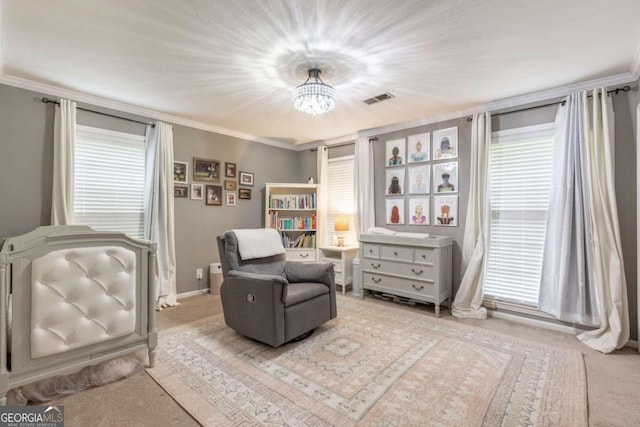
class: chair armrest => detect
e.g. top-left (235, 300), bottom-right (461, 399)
top-left (285, 262), bottom-right (334, 287)
top-left (228, 269), bottom-right (289, 285)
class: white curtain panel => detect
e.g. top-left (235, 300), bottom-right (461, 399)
top-left (51, 99), bottom-right (77, 225)
top-left (317, 146), bottom-right (329, 246)
top-left (144, 122), bottom-right (178, 310)
top-left (452, 112), bottom-right (491, 319)
top-left (539, 93), bottom-right (598, 326)
top-left (577, 89), bottom-right (629, 352)
top-left (354, 135), bottom-right (375, 237)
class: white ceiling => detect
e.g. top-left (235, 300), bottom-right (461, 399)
top-left (2, 0), bottom-right (640, 145)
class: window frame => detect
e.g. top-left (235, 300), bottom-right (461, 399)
top-left (73, 125), bottom-right (146, 239)
top-left (483, 122), bottom-right (555, 308)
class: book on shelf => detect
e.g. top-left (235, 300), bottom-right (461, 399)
top-left (280, 231), bottom-right (316, 249)
top-left (272, 214), bottom-right (316, 230)
top-left (269, 193), bottom-right (317, 209)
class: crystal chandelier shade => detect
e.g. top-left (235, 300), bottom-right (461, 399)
top-left (293, 68), bottom-right (336, 115)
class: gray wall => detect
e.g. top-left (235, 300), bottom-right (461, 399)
top-left (368, 94), bottom-right (638, 340)
top-left (613, 90), bottom-right (638, 341)
top-left (372, 117), bottom-right (472, 290)
top-left (296, 149), bottom-right (317, 183)
top-left (172, 127), bottom-right (299, 293)
top-left (0, 83), bottom-right (301, 296)
top-left (0, 84), bottom-right (55, 238)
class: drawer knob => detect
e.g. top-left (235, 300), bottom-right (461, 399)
top-left (412, 284), bottom-right (424, 291)
top-left (411, 269), bottom-right (424, 275)
top-left (300, 253), bottom-right (309, 258)
top-left (369, 249), bottom-right (373, 253)
top-left (372, 263), bottom-right (381, 269)
top-left (372, 277), bottom-right (382, 283)
top-left (422, 254), bottom-right (426, 259)
top-left (394, 251), bottom-right (398, 256)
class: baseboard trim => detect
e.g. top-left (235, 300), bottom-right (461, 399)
top-left (488, 310), bottom-right (639, 350)
top-left (487, 310), bottom-right (584, 335)
top-left (177, 288), bottom-right (210, 300)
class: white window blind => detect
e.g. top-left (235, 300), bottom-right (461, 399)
top-left (483, 123), bottom-right (554, 306)
top-left (326, 155), bottom-right (357, 246)
top-left (73, 125), bottom-right (146, 239)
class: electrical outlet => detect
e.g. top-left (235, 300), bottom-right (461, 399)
top-left (196, 268), bottom-right (203, 280)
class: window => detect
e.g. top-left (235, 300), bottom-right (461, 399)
top-left (326, 155), bottom-right (357, 246)
top-left (483, 123), bottom-right (554, 306)
top-left (73, 125), bottom-right (146, 239)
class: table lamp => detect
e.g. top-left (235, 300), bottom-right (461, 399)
top-left (334, 215), bottom-right (350, 247)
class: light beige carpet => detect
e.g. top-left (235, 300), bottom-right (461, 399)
top-left (147, 296), bottom-right (588, 426)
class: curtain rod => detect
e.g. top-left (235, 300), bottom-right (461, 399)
top-left (41, 98), bottom-right (156, 128)
top-left (310, 141), bottom-right (356, 152)
top-left (491, 85), bottom-right (633, 118)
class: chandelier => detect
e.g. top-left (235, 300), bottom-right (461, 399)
top-left (293, 68), bottom-right (336, 115)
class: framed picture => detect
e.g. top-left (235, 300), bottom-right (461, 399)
top-left (224, 180), bottom-right (236, 191)
top-left (226, 192), bottom-right (237, 206)
top-left (408, 197), bottom-right (430, 225)
top-left (174, 185), bottom-right (188, 198)
top-left (173, 161), bottom-right (188, 184)
top-left (385, 198), bottom-right (405, 225)
top-left (193, 158), bottom-right (221, 183)
top-left (205, 185), bottom-right (222, 206)
top-left (239, 171), bottom-right (254, 186)
top-left (225, 162), bottom-right (237, 178)
top-left (408, 165), bottom-right (430, 194)
top-left (407, 133), bottom-right (430, 163)
top-left (239, 188), bottom-right (252, 200)
top-left (433, 162), bottom-right (458, 193)
top-left (191, 183), bottom-right (204, 200)
top-left (386, 168), bottom-right (405, 196)
top-left (433, 127), bottom-right (458, 160)
top-left (433, 195), bottom-right (458, 226)
top-left (386, 138), bottom-right (406, 167)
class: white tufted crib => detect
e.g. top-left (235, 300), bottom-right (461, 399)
top-left (0, 226), bottom-right (157, 404)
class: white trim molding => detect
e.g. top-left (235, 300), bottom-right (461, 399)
top-left (176, 288), bottom-right (210, 300)
top-left (0, 74), bottom-right (295, 151)
top-left (358, 72), bottom-right (637, 138)
top-left (0, 67), bottom-right (637, 152)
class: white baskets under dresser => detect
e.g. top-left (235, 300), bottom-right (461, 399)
top-left (359, 233), bottom-right (453, 316)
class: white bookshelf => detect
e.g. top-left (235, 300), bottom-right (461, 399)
top-left (265, 183), bottom-right (318, 262)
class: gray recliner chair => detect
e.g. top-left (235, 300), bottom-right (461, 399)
top-left (216, 230), bottom-right (336, 347)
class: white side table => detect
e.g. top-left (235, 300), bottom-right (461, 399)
top-left (319, 246), bottom-right (359, 295)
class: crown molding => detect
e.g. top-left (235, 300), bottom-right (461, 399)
top-left (631, 42), bottom-right (640, 80)
top-left (0, 74), bottom-right (297, 151)
top-left (358, 71), bottom-right (637, 137)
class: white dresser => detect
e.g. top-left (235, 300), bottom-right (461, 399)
top-left (359, 233), bottom-right (453, 316)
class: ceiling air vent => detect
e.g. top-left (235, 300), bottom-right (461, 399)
top-left (363, 92), bottom-right (395, 105)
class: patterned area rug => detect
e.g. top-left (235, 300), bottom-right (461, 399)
top-left (147, 296), bottom-right (588, 426)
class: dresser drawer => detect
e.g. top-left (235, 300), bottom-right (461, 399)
top-left (363, 259), bottom-right (434, 281)
top-left (286, 249), bottom-right (316, 262)
top-left (362, 243), bottom-right (380, 259)
top-left (414, 248), bottom-right (436, 265)
top-left (379, 245), bottom-right (413, 262)
top-left (363, 272), bottom-right (435, 301)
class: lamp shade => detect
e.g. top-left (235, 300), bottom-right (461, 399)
top-left (334, 215), bottom-right (350, 232)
